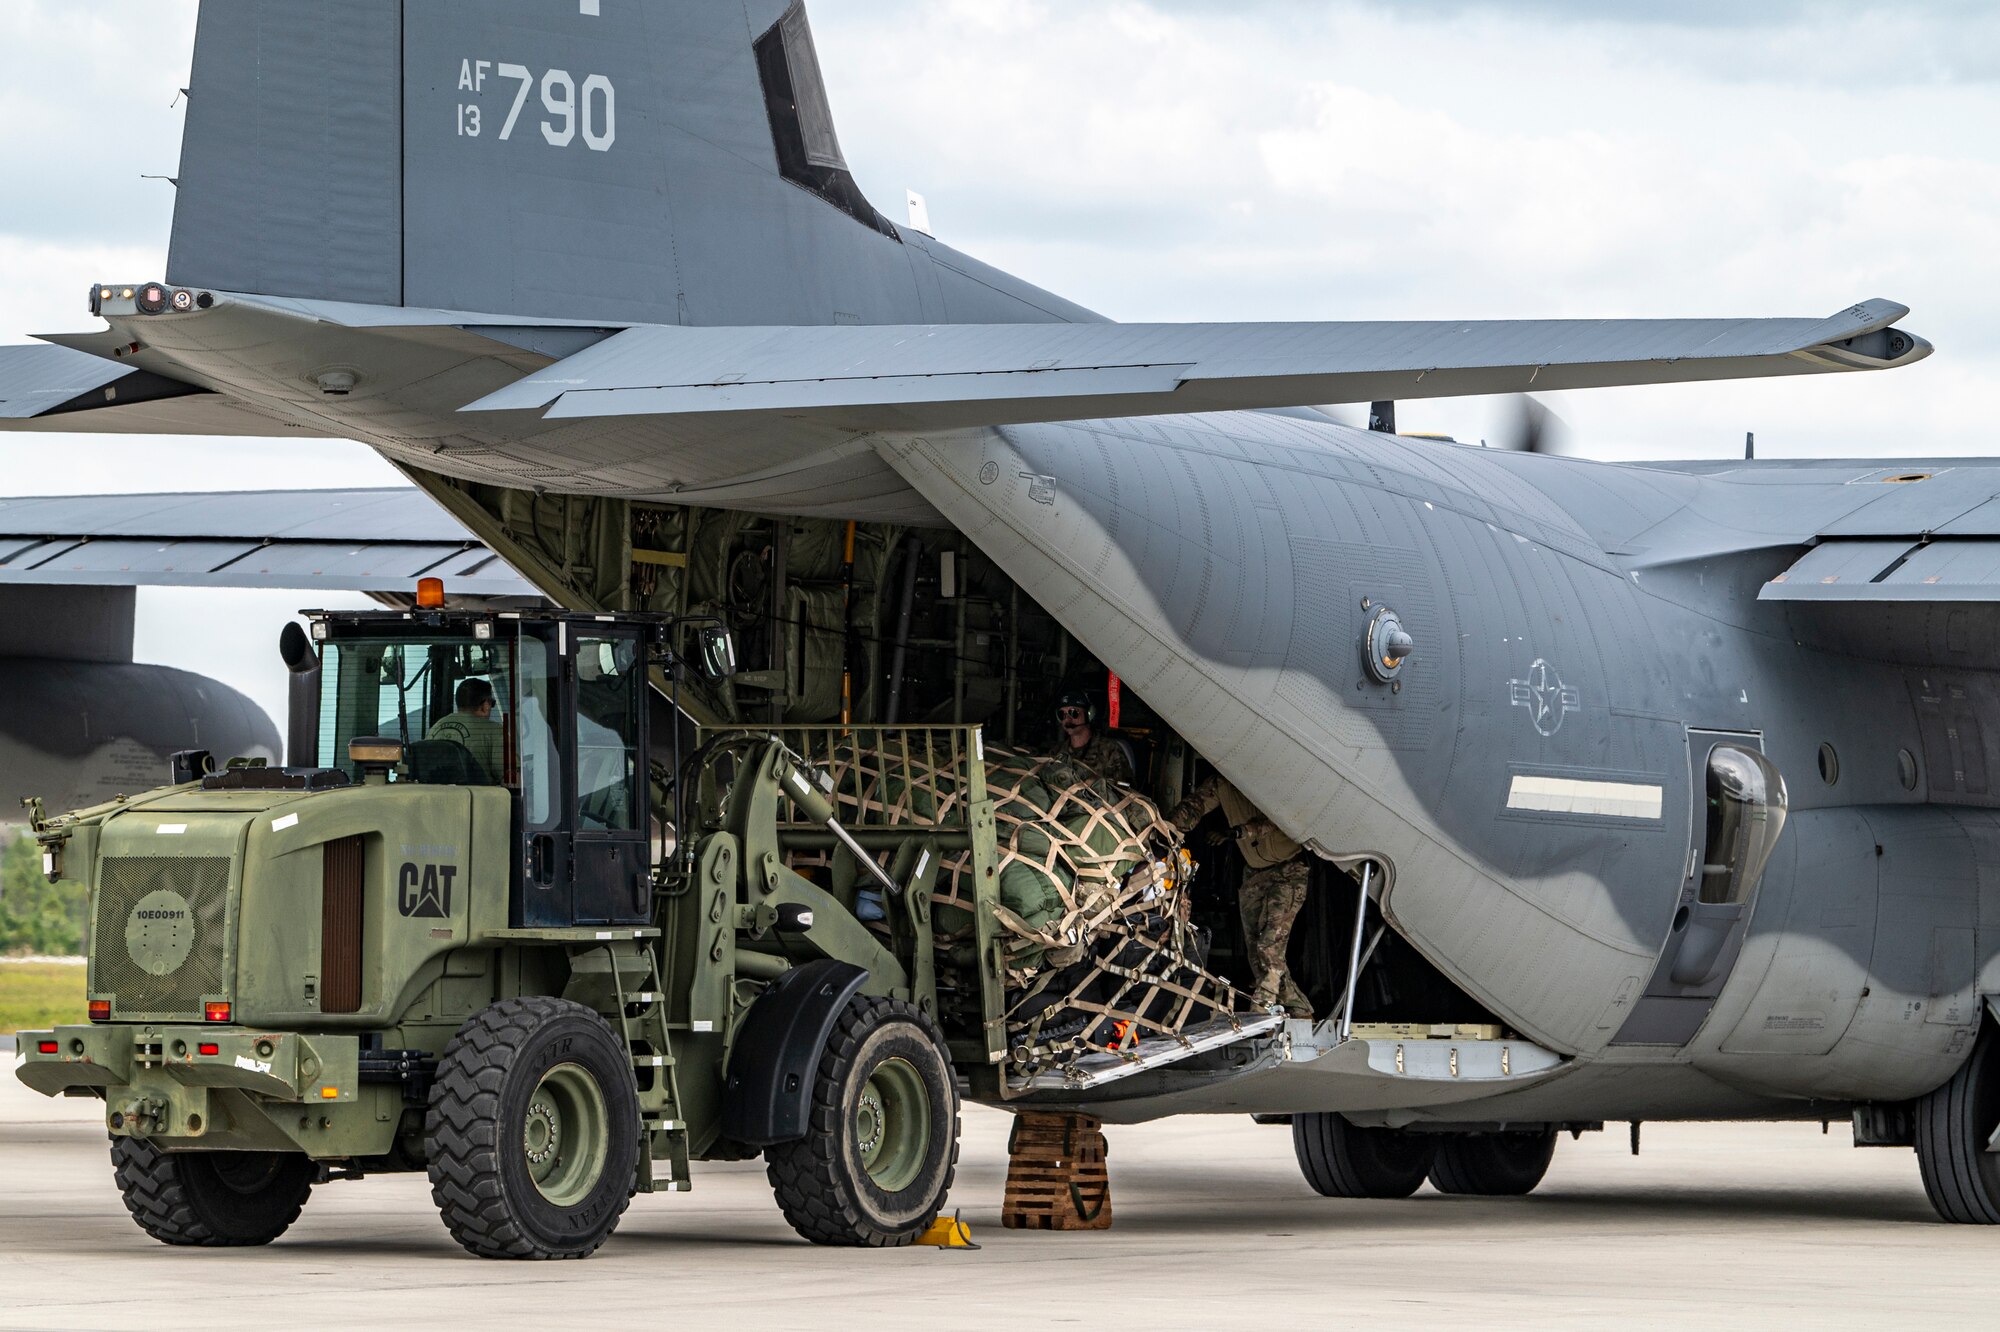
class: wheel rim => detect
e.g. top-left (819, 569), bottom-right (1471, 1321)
top-left (855, 1056), bottom-right (931, 1194)
top-left (522, 1062), bottom-right (608, 1207)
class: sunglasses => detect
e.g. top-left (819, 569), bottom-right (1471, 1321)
top-left (1057, 707), bottom-right (1087, 719)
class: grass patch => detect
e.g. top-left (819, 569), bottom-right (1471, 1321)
top-left (0, 962), bottom-right (88, 1034)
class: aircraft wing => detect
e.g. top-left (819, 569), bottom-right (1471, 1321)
top-left (0, 487), bottom-right (537, 598)
top-left (0, 341), bottom-right (333, 437)
top-left (464, 300), bottom-right (1929, 442)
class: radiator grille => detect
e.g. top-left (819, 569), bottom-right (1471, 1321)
top-left (91, 856), bottom-right (230, 1018)
top-left (321, 835), bottom-right (365, 1013)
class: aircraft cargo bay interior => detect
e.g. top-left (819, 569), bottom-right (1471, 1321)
top-left (390, 482), bottom-right (1510, 1049)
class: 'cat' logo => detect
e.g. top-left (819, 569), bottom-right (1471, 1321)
top-left (398, 862), bottom-right (458, 918)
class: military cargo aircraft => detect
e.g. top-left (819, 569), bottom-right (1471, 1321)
top-left (8, 1), bottom-right (1998, 1224)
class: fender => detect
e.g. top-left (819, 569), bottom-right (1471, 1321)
top-left (719, 958), bottom-right (870, 1147)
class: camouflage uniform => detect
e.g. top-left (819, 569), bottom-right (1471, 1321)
top-left (1168, 774), bottom-right (1312, 1016)
top-left (1062, 730), bottom-right (1135, 787)
top-left (426, 711), bottom-right (505, 784)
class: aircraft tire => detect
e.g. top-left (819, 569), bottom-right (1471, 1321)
top-left (1427, 1130), bottom-right (1557, 1196)
top-left (765, 995), bottom-right (959, 1246)
top-left (426, 996), bottom-right (640, 1259)
top-left (1292, 1111), bottom-right (1435, 1199)
top-left (110, 1136), bottom-right (314, 1246)
top-left (1914, 1025), bottom-right (2000, 1223)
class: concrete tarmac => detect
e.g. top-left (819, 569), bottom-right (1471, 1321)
top-left (2, 1065), bottom-right (1994, 1330)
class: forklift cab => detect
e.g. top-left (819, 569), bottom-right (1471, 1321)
top-left (300, 608), bottom-right (731, 931)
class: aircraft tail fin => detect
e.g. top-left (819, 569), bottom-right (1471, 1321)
top-left (166, 1), bottom-right (1088, 328)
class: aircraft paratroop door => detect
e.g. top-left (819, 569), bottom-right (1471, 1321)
top-left (1611, 731), bottom-right (1788, 1047)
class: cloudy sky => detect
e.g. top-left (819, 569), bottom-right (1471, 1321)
top-left (3, 0), bottom-right (1997, 733)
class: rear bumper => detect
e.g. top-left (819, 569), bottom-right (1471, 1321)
top-left (15, 1024), bottom-right (376, 1154)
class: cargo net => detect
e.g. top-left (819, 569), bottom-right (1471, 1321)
top-left (792, 744), bottom-right (1252, 1081)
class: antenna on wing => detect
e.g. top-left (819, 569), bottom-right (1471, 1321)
top-left (1745, 431), bottom-right (1755, 460)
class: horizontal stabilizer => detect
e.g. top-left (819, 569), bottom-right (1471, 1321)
top-left (0, 342), bottom-right (327, 437)
top-left (0, 343), bottom-right (133, 418)
top-left (464, 300), bottom-right (1929, 443)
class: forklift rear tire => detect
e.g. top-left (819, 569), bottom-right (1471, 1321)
top-left (1293, 1112), bottom-right (1434, 1199)
top-left (1914, 1025), bottom-right (2000, 1223)
top-left (427, 997), bottom-right (640, 1259)
top-left (110, 1136), bottom-right (314, 1246)
top-left (1427, 1130), bottom-right (1557, 1196)
top-left (765, 995), bottom-right (959, 1246)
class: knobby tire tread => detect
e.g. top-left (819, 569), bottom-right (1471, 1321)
top-left (110, 1136), bottom-right (310, 1247)
top-left (426, 995), bottom-right (634, 1259)
top-left (765, 996), bottom-right (957, 1247)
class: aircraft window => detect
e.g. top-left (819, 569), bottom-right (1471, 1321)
top-left (1697, 744), bottom-right (1788, 905)
top-left (1818, 742), bottom-right (1839, 786)
top-left (575, 635), bottom-right (640, 831)
top-left (518, 634), bottom-right (562, 829)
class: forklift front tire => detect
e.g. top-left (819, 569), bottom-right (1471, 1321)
top-left (427, 997), bottom-right (640, 1259)
top-left (766, 995), bottom-right (959, 1246)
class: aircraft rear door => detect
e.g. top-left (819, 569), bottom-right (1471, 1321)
top-left (1611, 729), bottom-right (1789, 1047)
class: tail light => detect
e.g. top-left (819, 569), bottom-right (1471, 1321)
top-left (37, 1040), bottom-right (58, 1055)
top-left (197, 1042), bottom-right (220, 1056)
top-left (204, 1002), bottom-right (232, 1023)
top-left (88, 1000), bottom-right (110, 1022)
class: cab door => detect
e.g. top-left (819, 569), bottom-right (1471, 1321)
top-left (1612, 730), bottom-right (1789, 1046)
top-left (512, 622), bottom-right (650, 928)
top-left (567, 628), bottom-right (650, 924)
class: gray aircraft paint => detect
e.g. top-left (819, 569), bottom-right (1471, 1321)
top-left (0, 0), bottom-right (1988, 1127)
top-left (0, 586), bottom-right (280, 819)
top-left (169, 0), bottom-right (1094, 330)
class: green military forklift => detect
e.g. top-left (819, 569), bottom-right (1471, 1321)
top-left (16, 597), bottom-right (1262, 1257)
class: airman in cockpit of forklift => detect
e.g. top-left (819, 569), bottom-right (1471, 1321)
top-left (426, 677), bottom-right (505, 784)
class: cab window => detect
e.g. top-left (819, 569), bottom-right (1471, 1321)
top-left (316, 635), bottom-right (516, 785)
top-left (575, 635), bottom-right (641, 831)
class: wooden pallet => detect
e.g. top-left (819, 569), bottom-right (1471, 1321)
top-left (1001, 1111), bottom-right (1113, 1231)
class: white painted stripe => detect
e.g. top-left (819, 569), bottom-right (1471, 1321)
top-left (1507, 775), bottom-right (1663, 820)
top-left (156, 823), bottom-right (187, 835)
top-left (270, 813), bottom-right (299, 832)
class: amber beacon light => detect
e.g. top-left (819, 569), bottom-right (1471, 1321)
top-left (416, 577), bottom-right (445, 608)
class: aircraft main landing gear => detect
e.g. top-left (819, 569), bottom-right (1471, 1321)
top-left (1914, 1025), bottom-right (2000, 1223)
top-left (1428, 1129), bottom-right (1557, 1196)
top-left (1292, 1112), bottom-right (1434, 1198)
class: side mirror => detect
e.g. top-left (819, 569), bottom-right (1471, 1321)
top-left (698, 626), bottom-right (738, 680)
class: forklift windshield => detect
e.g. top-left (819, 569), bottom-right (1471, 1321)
top-left (318, 632), bottom-right (518, 786)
